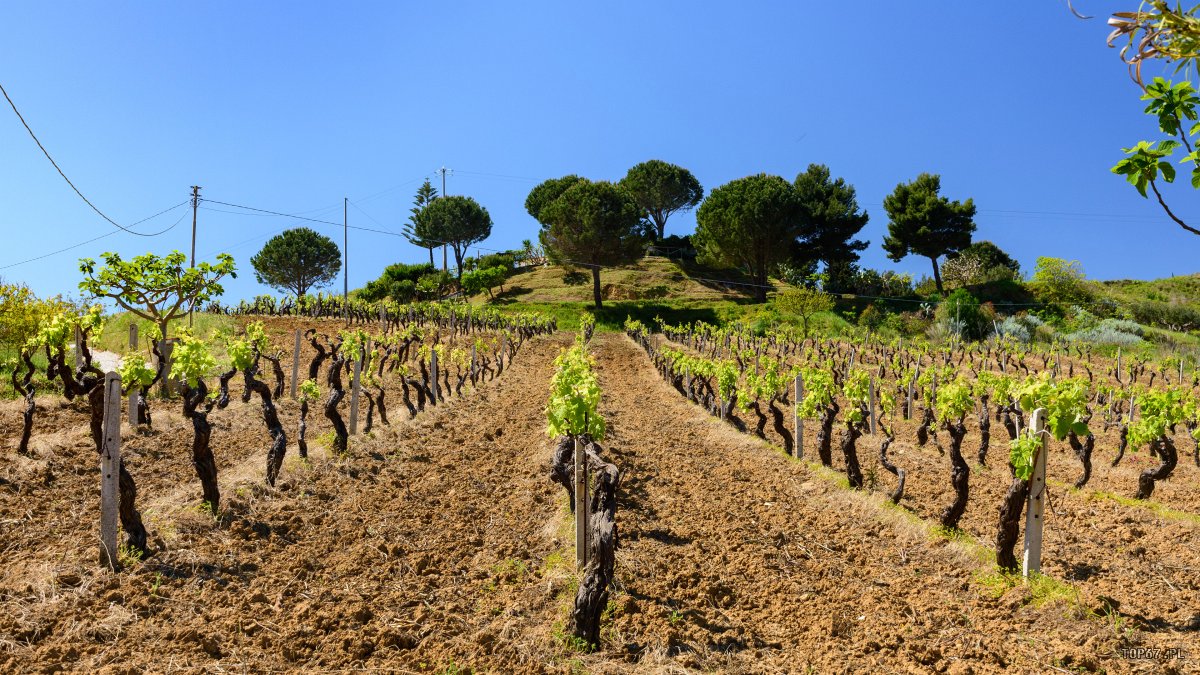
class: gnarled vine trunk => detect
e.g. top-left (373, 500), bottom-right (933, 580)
top-left (244, 360), bottom-right (288, 486)
top-left (1112, 424), bottom-right (1128, 467)
top-left (977, 396), bottom-right (990, 465)
top-left (182, 380), bottom-right (221, 511)
top-left (877, 432), bottom-right (905, 504)
top-left (839, 417), bottom-right (864, 489)
top-left (325, 352), bottom-right (349, 454)
top-left (939, 419), bottom-right (969, 529)
top-left (916, 405), bottom-right (934, 446)
top-left (816, 400), bottom-right (840, 467)
top-left (769, 398), bottom-right (793, 455)
top-left (298, 399), bottom-right (310, 459)
top-left (995, 474), bottom-right (1031, 572)
top-left (1068, 425), bottom-right (1095, 489)
top-left (1136, 437), bottom-right (1178, 499)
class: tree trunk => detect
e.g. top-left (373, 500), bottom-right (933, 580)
top-left (298, 400), bottom-right (309, 459)
top-left (878, 433), bottom-right (905, 504)
top-left (754, 269), bottom-right (767, 303)
top-left (995, 474), bottom-right (1031, 572)
top-left (17, 387), bottom-right (35, 456)
top-left (930, 256), bottom-right (944, 294)
top-left (816, 401), bottom-right (839, 467)
top-left (244, 364), bottom-right (288, 486)
top-left (1136, 437), bottom-right (1178, 499)
top-left (840, 420), bottom-right (864, 489)
top-left (1068, 430), bottom-right (1094, 489)
top-left (182, 382), bottom-right (220, 511)
top-left (118, 461), bottom-right (149, 555)
top-left (652, 214), bottom-right (666, 241)
top-left (977, 397), bottom-right (990, 465)
top-left (940, 420), bottom-right (969, 529)
top-left (591, 266), bottom-right (603, 309)
top-left (325, 354), bottom-right (349, 454)
top-left (769, 398), bottom-right (793, 455)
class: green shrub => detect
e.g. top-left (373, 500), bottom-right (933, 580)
top-left (934, 289), bottom-right (990, 340)
top-left (858, 303), bottom-right (886, 329)
top-left (1130, 300), bottom-right (1200, 330)
top-left (562, 270), bottom-right (589, 286)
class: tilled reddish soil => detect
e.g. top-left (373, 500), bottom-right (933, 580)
top-left (0, 331), bottom-right (1194, 673)
top-left (654, 338), bottom-right (1200, 642)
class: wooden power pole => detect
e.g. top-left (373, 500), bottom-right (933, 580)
top-left (343, 197), bottom-right (349, 319)
top-left (189, 185), bottom-right (201, 327)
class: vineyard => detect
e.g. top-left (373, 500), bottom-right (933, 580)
top-left (0, 299), bottom-right (1194, 673)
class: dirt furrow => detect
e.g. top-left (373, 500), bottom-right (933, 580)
top-left (580, 333), bottom-right (1192, 673)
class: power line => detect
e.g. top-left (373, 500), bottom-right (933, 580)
top-left (201, 199), bottom-right (343, 227)
top-left (454, 169), bottom-right (540, 183)
top-left (0, 80), bottom-right (174, 238)
top-left (347, 200), bottom-right (402, 235)
top-left (0, 202), bottom-right (190, 271)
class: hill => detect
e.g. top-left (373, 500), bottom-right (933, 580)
top-left (480, 256), bottom-right (826, 332)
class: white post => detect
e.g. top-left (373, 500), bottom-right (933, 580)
top-left (794, 374), bottom-right (803, 459)
top-left (127, 324), bottom-right (138, 426)
top-left (348, 348), bottom-right (362, 434)
top-left (290, 329), bottom-right (301, 399)
top-left (574, 433), bottom-right (588, 569)
top-left (1022, 408), bottom-right (1047, 578)
top-left (100, 372), bottom-right (121, 571)
top-left (1116, 347), bottom-right (1122, 383)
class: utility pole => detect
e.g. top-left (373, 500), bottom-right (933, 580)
top-left (343, 197), bottom-right (348, 320)
top-left (189, 185), bottom-right (201, 327)
top-left (438, 166), bottom-right (451, 273)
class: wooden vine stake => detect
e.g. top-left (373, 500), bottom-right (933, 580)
top-left (868, 376), bottom-right (877, 435)
top-left (793, 374), bottom-right (804, 459)
top-left (1022, 408), bottom-right (1047, 578)
top-left (574, 422), bottom-right (589, 570)
top-left (127, 324), bottom-right (138, 426)
top-left (99, 372), bottom-right (122, 571)
top-left (348, 347), bottom-right (363, 434)
top-left (290, 329), bottom-right (301, 399)
top-left (430, 348), bottom-right (439, 404)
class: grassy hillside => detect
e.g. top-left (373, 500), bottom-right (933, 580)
top-left (481, 257), bottom-right (1200, 352)
top-left (1100, 273), bottom-right (1200, 309)
top-left (480, 257), bottom-right (841, 332)
top-left (488, 256), bottom-right (793, 304)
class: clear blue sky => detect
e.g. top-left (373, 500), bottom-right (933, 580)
top-left (1, 2), bottom-right (1194, 302)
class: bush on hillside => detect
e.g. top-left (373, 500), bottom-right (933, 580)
top-left (360, 262), bottom-right (436, 303)
top-left (1129, 300), bottom-right (1200, 331)
top-left (933, 289), bottom-right (993, 340)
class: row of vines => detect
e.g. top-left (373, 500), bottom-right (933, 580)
top-left (7, 302), bottom-right (554, 560)
top-left (624, 317), bottom-right (1200, 573)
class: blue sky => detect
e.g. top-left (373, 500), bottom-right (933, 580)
top-left (1, 2), bottom-right (1195, 302)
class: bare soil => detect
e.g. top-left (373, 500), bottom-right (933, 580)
top-left (0, 330), bottom-right (1193, 673)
